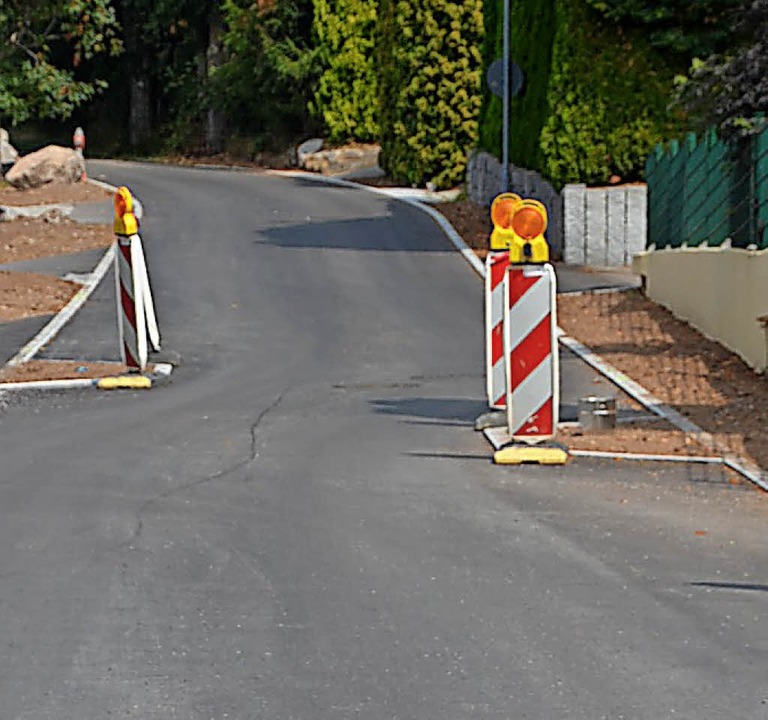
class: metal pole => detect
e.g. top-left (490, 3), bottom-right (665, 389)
top-left (501, 0), bottom-right (510, 193)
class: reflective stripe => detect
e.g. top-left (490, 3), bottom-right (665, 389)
top-left (510, 355), bottom-right (552, 434)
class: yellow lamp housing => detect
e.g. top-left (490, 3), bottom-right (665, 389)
top-left (508, 199), bottom-right (549, 264)
top-left (489, 192), bottom-right (522, 251)
top-left (114, 186), bottom-right (139, 236)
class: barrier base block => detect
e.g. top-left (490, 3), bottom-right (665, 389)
top-left (494, 442), bottom-right (569, 466)
top-left (97, 375), bottom-right (152, 390)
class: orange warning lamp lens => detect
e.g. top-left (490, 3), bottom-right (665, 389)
top-left (491, 197), bottom-right (517, 229)
top-left (490, 193), bottom-right (522, 230)
top-left (511, 206), bottom-right (545, 240)
top-left (115, 193), bottom-right (127, 218)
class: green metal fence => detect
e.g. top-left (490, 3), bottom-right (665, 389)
top-left (646, 125), bottom-right (768, 250)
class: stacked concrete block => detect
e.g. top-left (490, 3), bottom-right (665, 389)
top-left (563, 183), bottom-right (647, 267)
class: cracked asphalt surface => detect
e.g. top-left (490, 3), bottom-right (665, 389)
top-left (2, 161), bottom-right (768, 719)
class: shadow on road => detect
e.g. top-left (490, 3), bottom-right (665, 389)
top-left (255, 211), bottom-right (453, 253)
top-left (369, 397), bottom-right (488, 426)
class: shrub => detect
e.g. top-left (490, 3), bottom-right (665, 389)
top-left (311, 0), bottom-right (379, 143)
top-left (377, 0), bottom-right (484, 189)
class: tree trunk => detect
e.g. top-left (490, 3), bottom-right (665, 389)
top-left (204, 9), bottom-right (227, 154)
top-left (129, 75), bottom-right (152, 147)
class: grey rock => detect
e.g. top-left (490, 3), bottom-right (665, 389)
top-left (297, 138), bottom-right (325, 167)
top-left (5, 145), bottom-right (85, 189)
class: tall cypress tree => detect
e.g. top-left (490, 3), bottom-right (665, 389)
top-left (377, 0), bottom-right (484, 189)
top-left (312, 0), bottom-right (379, 143)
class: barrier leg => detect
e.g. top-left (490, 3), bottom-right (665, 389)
top-left (132, 238), bottom-right (161, 352)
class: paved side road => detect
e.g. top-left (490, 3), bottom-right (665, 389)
top-left (0, 160), bottom-right (767, 719)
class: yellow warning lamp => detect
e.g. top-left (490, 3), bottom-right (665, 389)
top-left (114, 186), bottom-right (139, 236)
top-left (509, 199), bottom-right (549, 263)
top-left (489, 192), bottom-right (522, 251)
top-left (490, 193), bottom-right (549, 263)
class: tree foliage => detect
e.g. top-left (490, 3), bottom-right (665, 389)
top-left (478, 0), bottom-right (695, 188)
top-left (584, 0), bottom-right (741, 58)
top-left (540, 0), bottom-right (683, 187)
top-left (215, 0), bottom-right (318, 144)
top-left (311, 0), bottom-right (379, 143)
top-left (377, 0), bottom-right (484, 189)
top-left (677, 0), bottom-right (768, 137)
top-left (478, 0), bottom-right (556, 169)
top-left (0, 0), bottom-right (121, 124)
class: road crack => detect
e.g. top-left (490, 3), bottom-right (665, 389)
top-left (126, 390), bottom-right (286, 546)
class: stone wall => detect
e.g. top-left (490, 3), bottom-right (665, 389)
top-left (467, 151), bottom-right (564, 259)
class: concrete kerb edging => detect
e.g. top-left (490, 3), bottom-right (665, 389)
top-left (271, 169), bottom-right (768, 491)
top-left (0, 178), bottom-right (170, 393)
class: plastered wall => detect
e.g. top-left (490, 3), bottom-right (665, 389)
top-left (633, 247), bottom-right (768, 372)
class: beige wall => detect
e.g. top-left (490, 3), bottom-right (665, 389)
top-left (632, 246), bottom-right (768, 373)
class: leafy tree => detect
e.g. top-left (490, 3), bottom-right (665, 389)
top-left (677, 0), bottom-right (768, 136)
top-left (377, 0), bottom-right (484, 189)
top-left (584, 0), bottom-right (742, 58)
top-left (0, 0), bottom-right (121, 125)
top-left (311, 0), bottom-right (379, 143)
top-left (540, 0), bottom-right (682, 187)
top-left (214, 0), bottom-right (318, 146)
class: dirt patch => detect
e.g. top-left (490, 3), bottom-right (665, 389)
top-left (0, 217), bottom-right (113, 264)
top-left (0, 359), bottom-right (130, 383)
top-left (0, 271), bottom-right (79, 322)
top-left (557, 290), bottom-right (768, 472)
top-left (0, 181), bottom-right (111, 206)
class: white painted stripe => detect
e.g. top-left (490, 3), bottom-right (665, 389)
top-left (510, 355), bottom-right (552, 434)
top-left (508, 273), bottom-right (550, 351)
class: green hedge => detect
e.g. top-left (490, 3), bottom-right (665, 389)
top-left (311, 0), bottom-right (379, 143)
top-left (377, 0), bottom-right (484, 189)
top-left (540, 0), bottom-right (682, 187)
top-left (478, 0), bottom-right (556, 171)
top-left (479, 0), bottom-right (686, 188)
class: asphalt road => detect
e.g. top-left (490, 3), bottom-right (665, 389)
top-left (1, 161), bottom-right (768, 719)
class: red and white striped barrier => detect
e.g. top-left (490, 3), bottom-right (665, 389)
top-left (485, 251), bottom-right (510, 408)
top-left (502, 263), bottom-right (559, 441)
top-left (115, 234), bottom-right (160, 371)
top-left (113, 186), bottom-right (160, 372)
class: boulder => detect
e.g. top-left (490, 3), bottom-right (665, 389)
top-left (302, 143), bottom-right (381, 176)
top-left (0, 128), bottom-right (18, 167)
top-left (5, 145), bottom-right (85, 189)
top-left (296, 138), bottom-right (324, 167)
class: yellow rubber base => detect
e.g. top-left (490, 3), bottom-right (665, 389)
top-left (494, 444), bottom-right (569, 465)
top-left (97, 375), bottom-right (152, 390)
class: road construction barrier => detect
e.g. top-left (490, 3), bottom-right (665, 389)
top-left (113, 186), bottom-right (160, 371)
top-left (502, 262), bottom-right (559, 441)
top-left (483, 193), bottom-right (566, 464)
top-left (485, 251), bottom-right (511, 408)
